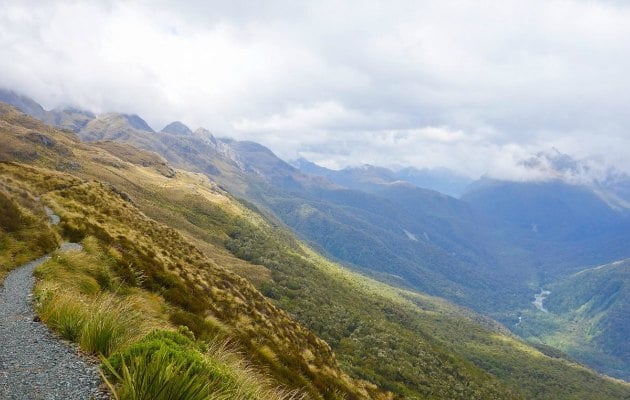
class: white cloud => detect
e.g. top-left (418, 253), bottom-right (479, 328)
top-left (1, 0), bottom-right (630, 178)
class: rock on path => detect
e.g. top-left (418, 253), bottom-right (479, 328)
top-left (0, 247), bottom-right (108, 399)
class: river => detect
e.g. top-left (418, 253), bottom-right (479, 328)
top-left (533, 289), bottom-right (551, 312)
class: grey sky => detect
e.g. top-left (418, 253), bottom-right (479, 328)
top-left (1, 0), bottom-right (629, 178)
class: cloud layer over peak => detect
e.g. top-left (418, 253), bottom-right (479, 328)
top-left (2, 0), bottom-right (630, 179)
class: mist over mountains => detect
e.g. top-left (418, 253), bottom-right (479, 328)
top-left (291, 157), bottom-right (473, 197)
top-left (3, 1), bottom-right (630, 397)
top-left (2, 87), bottom-right (630, 383)
top-left (4, 86), bottom-right (628, 201)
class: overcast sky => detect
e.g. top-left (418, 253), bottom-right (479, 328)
top-left (1, 0), bottom-right (630, 179)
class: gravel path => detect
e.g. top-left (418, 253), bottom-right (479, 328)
top-left (0, 245), bottom-right (108, 399)
top-left (43, 206), bottom-right (60, 226)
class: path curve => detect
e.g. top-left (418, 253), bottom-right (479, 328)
top-left (0, 245), bottom-right (107, 399)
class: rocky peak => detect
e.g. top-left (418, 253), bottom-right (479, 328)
top-left (54, 106), bottom-right (95, 119)
top-left (161, 121), bottom-right (192, 136)
top-left (78, 113), bottom-right (154, 142)
top-left (122, 114), bottom-right (154, 132)
top-left (0, 88), bottom-right (48, 120)
top-left (192, 128), bottom-right (216, 143)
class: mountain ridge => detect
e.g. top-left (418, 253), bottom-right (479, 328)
top-left (2, 90), bottom-right (630, 385)
top-left (1, 96), bottom-right (629, 398)
top-left (292, 157), bottom-right (472, 197)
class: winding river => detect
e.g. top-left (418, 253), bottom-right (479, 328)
top-left (533, 289), bottom-right (551, 312)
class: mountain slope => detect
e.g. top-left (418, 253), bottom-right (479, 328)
top-left (3, 90), bottom-right (521, 314)
top-left (516, 258), bottom-right (630, 381)
top-left (2, 100), bottom-right (630, 398)
top-left (293, 158), bottom-right (472, 197)
top-left (0, 104), bottom-right (382, 399)
top-left (0, 88), bottom-right (95, 132)
top-left (461, 179), bottom-right (630, 280)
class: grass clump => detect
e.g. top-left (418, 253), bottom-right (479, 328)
top-left (37, 291), bottom-right (146, 356)
top-left (103, 329), bottom-right (305, 400)
top-left (37, 292), bottom-right (88, 341)
top-left (0, 189), bottom-right (22, 232)
top-left (79, 294), bottom-right (146, 356)
top-left (103, 330), bottom-right (211, 400)
top-left (103, 351), bottom-right (211, 400)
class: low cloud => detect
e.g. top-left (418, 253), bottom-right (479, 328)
top-left (1, 0), bottom-right (630, 178)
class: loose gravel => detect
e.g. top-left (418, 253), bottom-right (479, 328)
top-left (0, 246), bottom-right (109, 399)
top-left (43, 206), bottom-right (60, 226)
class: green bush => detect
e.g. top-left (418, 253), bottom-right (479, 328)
top-left (102, 348), bottom-right (211, 400)
top-left (104, 330), bottom-right (304, 400)
top-left (104, 330), bottom-right (211, 400)
top-left (107, 330), bottom-right (206, 374)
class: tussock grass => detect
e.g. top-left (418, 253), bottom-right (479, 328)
top-left (203, 338), bottom-right (306, 400)
top-left (0, 186), bottom-right (58, 283)
top-left (34, 237), bottom-right (153, 356)
top-left (37, 291), bottom-right (147, 356)
top-left (79, 294), bottom-right (146, 356)
top-left (32, 233), bottom-right (308, 399)
top-left (103, 330), bottom-right (305, 400)
top-left (37, 292), bottom-right (87, 341)
top-left (102, 350), bottom-right (211, 400)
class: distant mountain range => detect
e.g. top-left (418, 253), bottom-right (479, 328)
top-left (0, 89), bottom-right (95, 132)
top-left (518, 148), bottom-right (630, 209)
top-left (291, 157), bottom-right (473, 197)
top-left (2, 87), bottom-right (629, 382)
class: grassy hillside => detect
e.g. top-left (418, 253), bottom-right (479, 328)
top-left (515, 259), bottom-right (630, 381)
top-left (1, 102), bottom-right (629, 399)
top-left (0, 92), bottom-right (548, 316)
top-left (0, 162), bottom-right (382, 399)
top-left (4, 92), bottom-right (630, 386)
top-left (0, 181), bottom-right (58, 283)
top-left (33, 237), bottom-right (312, 400)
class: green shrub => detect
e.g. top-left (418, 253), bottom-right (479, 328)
top-left (104, 330), bottom-right (304, 400)
top-left (102, 349), bottom-right (211, 400)
top-left (107, 330), bottom-right (207, 374)
top-left (104, 330), bottom-right (211, 400)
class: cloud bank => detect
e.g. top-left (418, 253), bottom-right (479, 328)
top-left (1, 0), bottom-right (630, 179)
